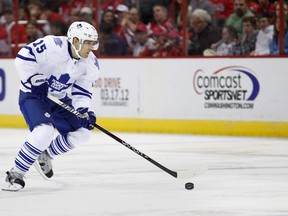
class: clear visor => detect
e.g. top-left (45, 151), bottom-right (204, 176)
top-left (82, 40), bottom-right (99, 50)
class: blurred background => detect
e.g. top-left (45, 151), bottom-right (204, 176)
top-left (0, 0), bottom-right (287, 58)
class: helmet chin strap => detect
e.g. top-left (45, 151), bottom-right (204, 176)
top-left (71, 42), bottom-right (83, 59)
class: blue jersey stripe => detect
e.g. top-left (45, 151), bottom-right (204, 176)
top-left (21, 81), bottom-right (31, 90)
top-left (71, 92), bottom-right (92, 99)
top-left (17, 54), bottom-right (37, 62)
top-left (73, 84), bottom-right (92, 95)
top-left (23, 46), bottom-right (36, 58)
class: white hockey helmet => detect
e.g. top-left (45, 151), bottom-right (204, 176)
top-left (67, 21), bottom-right (99, 55)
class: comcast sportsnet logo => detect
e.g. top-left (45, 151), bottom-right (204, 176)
top-left (193, 66), bottom-right (260, 109)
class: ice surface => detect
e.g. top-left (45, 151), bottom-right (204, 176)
top-left (0, 128), bottom-right (288, 216)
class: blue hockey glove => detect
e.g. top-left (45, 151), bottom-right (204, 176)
top-left (30, 74), bottom-right (48, 100)
top-left (77, 108), bottom-right (96, 130)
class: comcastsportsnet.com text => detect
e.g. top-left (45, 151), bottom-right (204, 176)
top-left (204, 102), bottom-right (254, 109)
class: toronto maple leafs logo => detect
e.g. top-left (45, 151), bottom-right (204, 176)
top-left (48, 74), bottom-right (72, 92)
top-left (54, 38), bottom-right (63, 47)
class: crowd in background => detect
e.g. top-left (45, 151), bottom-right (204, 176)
top-left (0, 0), bottom-right (287, 57)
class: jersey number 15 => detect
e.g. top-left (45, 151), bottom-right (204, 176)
top-left (33, 40), bottom-right (47, 54)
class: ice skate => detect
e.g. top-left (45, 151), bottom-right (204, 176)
top-left (2, 168), bottom-right (25, 192)
top-left (34, 150), bottom-right (53, 179)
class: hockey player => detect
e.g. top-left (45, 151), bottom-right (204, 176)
top-left (2, 21), bottom-right (100, 191)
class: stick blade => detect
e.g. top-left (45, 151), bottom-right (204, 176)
top-left (176, 165), bottom-right (208, 179)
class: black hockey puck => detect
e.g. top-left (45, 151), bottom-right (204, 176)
top-left (185, 182), bottom-right (194, 190)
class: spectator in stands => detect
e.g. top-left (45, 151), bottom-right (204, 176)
top-left (41, 4), bottom-right (66, 24)
top-left (49, 20), bottom-right (67, 36)
top-left (58, 0), bottom-right (93, 24)
top-left (204, 25), bottom-right (238, 56)
top-left (249, 0), bottom-right (276, 19)
top-left (275, 1), bottom-right (288, 18)
top-left (0, 24), bottom-right (9, 56)
top-left (144, 28), bottom-right (183, 57)
top-left (251, 13), bottom-right (274, 55)
top-left (226, 0), bottom-right (255, 38)
top-left (98, 22), bottom-right (128, 56)
top-left (0, 0), bottom-right (13, 13)
top-left (67, 8), bottom-right (80, 26)
top-left (18, 6), bottom-right (30, 20)
top-left (258, 0), bottom-right (275, 18)
top-left (40, 3), bottom-right (67, 35)
top-left (189, 0), bottom-right (216, 26)
top-left (147, 4), bottom-right (175, 35)
top-left (114, 4), bottom-right (129, 38)
top-left (140, 26), bottom-right (166, 56)
top-left (80, 7), bottom-right (95, 26)
top-left (187, 8), bottom-right (221, 55)
top-left (269, 17), bottom-right (288, 55)
top-left (101, 9), bottom-right (116, 26)
top-left (101, 0), bottom-right (124, 12)
top-left (132, 22), bottom-right (155, 56)
top-left (2, 9), bottom-right (27, 55)
top-left (0, 0), bottom-right (13, 24)
top-left (121, 7), bottom-right (145, 54)
top-left (248, 0), bottom-right (261, 15)
top-left (127, 7), bottom-right (142, 33)
top-left (150, 26), bottom-right (168, 56)
top-left (134, 0), bottom-right (170, 24)
top-left (27, 0), bottom-right (42, 22)
top-left (147, 3), bottom-right (182, 54)
top-left (165, 30), bottom-right (183, 56)
top-left (232, 16), bottom-right (258, 55)
top-left (26, 20), bottom-right (43, 44)
top-left (209, 0), bottom-right (234, 28)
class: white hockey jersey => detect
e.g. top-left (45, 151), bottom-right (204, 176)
top-left (15, 35), bottom-right (100, 110)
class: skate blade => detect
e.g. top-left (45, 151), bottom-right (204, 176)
top-left (34, 161), bottom-right (49, 180)
top-left (2, 182), bottom-right (23, 192)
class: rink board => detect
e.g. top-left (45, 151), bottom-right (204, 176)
top-left (1, 115), bottom-right (288, 137)
top-left (0, 58), bottom-right (288, 137)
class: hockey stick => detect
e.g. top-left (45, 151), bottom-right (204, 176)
top-left (47, 94), bottom-right (207, 179)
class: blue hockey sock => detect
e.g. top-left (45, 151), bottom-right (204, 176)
top-left (47, 134), bottom-right (75, 157)
top-left (14, 141), bottom-right (42, 175)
